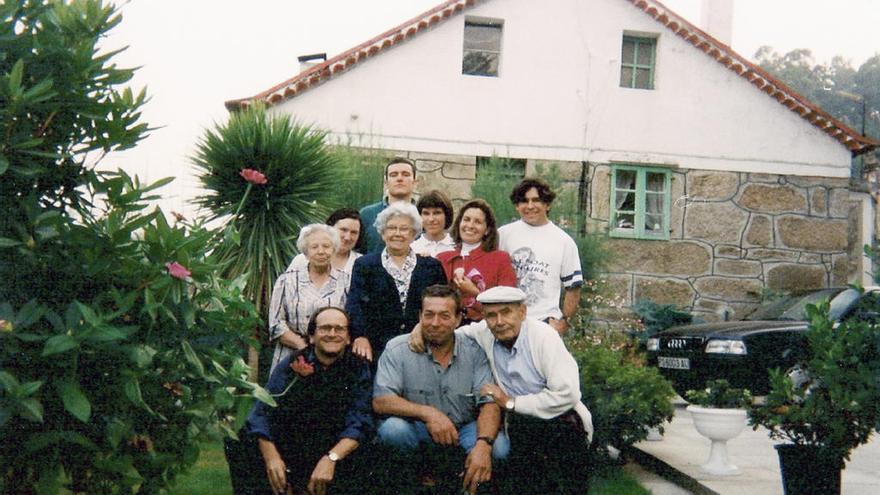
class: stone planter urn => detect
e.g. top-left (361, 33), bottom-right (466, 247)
top-left (687, 405), bottom-right (747, 475)
top-left (645, 425), bottom-right (664, 441)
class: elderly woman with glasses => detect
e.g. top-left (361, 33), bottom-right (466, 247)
top-left (268, 224), bottom-right (350, 373)
top-left (346, 202), bottom-right (447, 362)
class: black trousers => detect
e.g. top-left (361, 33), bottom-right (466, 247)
top-left (502, 410), bottom-right (591, 495)
top-left (225, 433), bottom-right (364, 495)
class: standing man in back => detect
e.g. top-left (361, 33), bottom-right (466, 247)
top-left (359, 157), bottom-right (417, 254)
top-left (499, 178), bottom-right (582, 335)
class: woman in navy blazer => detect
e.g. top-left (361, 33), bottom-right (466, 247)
top-left (346, 202), bottom-right (447, 362)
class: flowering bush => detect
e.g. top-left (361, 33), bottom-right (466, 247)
top-left (568, 333), bottom-right (675, 463)
top-left (0, 2), bottom-right (272, 492)
top-left (238, 168), bottom-right (268, 185)
top-left (193, 104), bottom-right (347, 381)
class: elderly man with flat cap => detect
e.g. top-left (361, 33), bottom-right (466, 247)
top-left (410, 286), bottom-right (592, 494)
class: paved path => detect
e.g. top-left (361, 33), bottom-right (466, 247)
top-left (631, 402), bottom-right (880, 494)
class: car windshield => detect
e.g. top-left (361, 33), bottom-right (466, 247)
top-left (828, 288), bottom-right (878, 321)
top-left (778, 289), bottom-right (844, 321)
top-left (745, 296), bottom-right (798, 320)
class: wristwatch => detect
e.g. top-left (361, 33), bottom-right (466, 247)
top-left (505, 398), bottom-right (515, 411)
top-left (327, 451), bottom-right (340, 462)
top-left (477, 436), bottom-right (494, 446)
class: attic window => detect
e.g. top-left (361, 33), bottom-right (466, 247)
top-left (463, 17), bottom-right (502, 77)
top-left (620, 35), bottom-right (656, 89)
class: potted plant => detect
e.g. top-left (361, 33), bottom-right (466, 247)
top-left (685, 379), bottom-right (753, 475)
top-left (749, 298), bottom-right (880, 495)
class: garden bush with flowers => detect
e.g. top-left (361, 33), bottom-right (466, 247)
top-left (0, 1), bottom-right (274, 493)
top-left (568, 330), bottom-right (676, 463)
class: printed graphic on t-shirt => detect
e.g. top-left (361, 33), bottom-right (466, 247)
top-left (510, 247), bottom-right (548, 306)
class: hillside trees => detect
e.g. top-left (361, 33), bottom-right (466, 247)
top-left (755, 46), bottom-right (879, 141)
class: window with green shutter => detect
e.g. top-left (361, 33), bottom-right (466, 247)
top-left (620, 36), bottom-right (656, 89)
top-left (609, 166), bottom-right (670, 239)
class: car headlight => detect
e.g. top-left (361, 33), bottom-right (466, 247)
top-left (705, 339), bottom-right (747, 355)
top-left (646, 338), bottom-right (659, 351)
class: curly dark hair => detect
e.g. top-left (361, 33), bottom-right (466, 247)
top-left (509, 177), bottom-right (556, 205)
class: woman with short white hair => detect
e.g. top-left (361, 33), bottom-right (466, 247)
top-left (346, 202), bottom-right (446, 361)
top-left (286, 208), bottom-right (365, 277)
top-left (268, 223), bottom-right (349, 371)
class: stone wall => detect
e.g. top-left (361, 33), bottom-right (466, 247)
top-left (372, 149), bottom-right (865, 322)
top-left (589, 165), bottom-right (860, 321)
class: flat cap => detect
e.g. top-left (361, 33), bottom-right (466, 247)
top-left (476, 286), bottom-right (527, 304)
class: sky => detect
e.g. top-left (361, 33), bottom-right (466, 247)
top-left (104, 0), bottom-right (880, 216)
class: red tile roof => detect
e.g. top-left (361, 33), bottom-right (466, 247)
top-left (225, 0), bottom-right (877, 155)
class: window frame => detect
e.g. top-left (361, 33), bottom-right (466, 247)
top-left (462, 17), bottom-right (503, 77)
top-left (620, 35), bottom-right (656, 90)
top-left (609, 165), bottom-right (671, 240)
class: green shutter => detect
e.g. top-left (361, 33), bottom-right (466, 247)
top-left (609, 165), bottom-right (670, 240)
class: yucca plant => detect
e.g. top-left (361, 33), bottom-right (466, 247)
top-left (192, 105), bottom-right (344, 376)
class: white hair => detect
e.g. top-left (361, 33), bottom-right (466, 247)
top-left (374, 202), bottom-right (422, 235)
top-left (296, 223), bottom-right (340, 254)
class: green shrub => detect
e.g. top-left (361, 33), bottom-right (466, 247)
top-left (748, 299), bottom-right (880, 463)
top-left (568, 335), bottom-right (675, 463)
top-left (0, 2), bottom-right (271, 492)
top-left (469, 155), bottom-right (522, 224)
top-left (193, 104), bottom-right (346, 314)
top-left (630, 300), bottom-right (692, 337)
top-left (330, 143), bottom-right (390, 210)
top-left (686, 379), bottom-right (752, 408)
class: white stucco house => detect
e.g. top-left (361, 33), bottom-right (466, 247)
top-left (227, 0), bottom-right (878, 320)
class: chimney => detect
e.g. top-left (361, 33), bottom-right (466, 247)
top-left (700, 0), bottom-right (733, 46)
top-left (298, 53), bottom-right (327, 73)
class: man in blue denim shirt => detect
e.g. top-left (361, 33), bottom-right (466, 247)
top-left (373, 285), bottom-right (508, 494)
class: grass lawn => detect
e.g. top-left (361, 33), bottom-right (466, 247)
top-left (168, 441), bottom-right (650, 495)
top-left (167, 441), bottom-right (233, 495)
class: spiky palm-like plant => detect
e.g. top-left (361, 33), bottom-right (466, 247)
top-left (193, 105), bottom-right (343, 373)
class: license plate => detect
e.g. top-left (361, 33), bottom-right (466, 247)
top-left (658, 356), bottom-right (690, 370)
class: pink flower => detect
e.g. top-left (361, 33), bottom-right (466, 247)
top-left (165, 262), bottom-right (191, 279)
top-left (239, 168), bottom-right (267, 185)
top-left (291, 355), bottom-right (315, 377)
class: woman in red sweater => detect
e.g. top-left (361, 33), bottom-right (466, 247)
top-left (437, 199), bottom-right (517, 323)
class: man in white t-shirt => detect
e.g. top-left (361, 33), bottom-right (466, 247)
top-left (498, 178), bottom-right (582, 335)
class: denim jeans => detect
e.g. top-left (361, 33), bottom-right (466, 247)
top-left (377, 416), bottom-right (510, 460)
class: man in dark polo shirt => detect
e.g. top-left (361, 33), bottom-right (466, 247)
top-left (372, 285), bottom-right (508, 494)
top-left (359, 157), bottom-right (417, 254)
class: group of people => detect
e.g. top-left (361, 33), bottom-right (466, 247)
top-left (227, 157), bottom-right (591, 494)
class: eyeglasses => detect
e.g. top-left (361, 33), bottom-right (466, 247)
top-left (315, 324), bottom-right (348, 335)
top-left (384, 225), bottom-right (412, 234)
